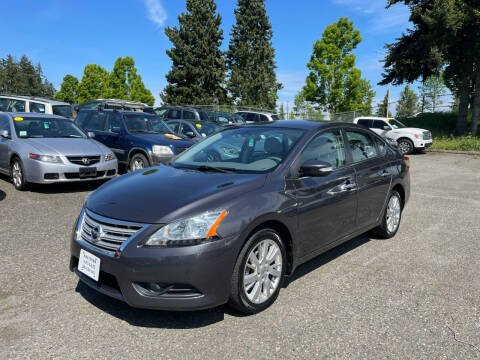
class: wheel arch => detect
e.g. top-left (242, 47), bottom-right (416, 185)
top-left (127, 147), bottom-right (151, 165)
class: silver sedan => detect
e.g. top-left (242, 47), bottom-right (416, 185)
top-left (0, 113), bottom-right (118, 190)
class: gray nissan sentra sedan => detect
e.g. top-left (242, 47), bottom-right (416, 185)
top-left (70, 120), bottom-right (410, 314)
top-left (0, 112), bottom-right (118, 190)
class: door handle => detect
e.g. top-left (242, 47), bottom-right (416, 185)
top-left (340, 182), bottom-right (356, 192)
top-left (380, 170), bottom-right (391, 177)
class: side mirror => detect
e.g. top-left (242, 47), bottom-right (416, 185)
top-left (383, 126), bottom-right (391, 131)
top-left (185, 131), bottom-right (195, 138)
top-left (73, 104), bottom-right (79, 112)
top-left (300, 160), bottom-right (333, 177)
top-left (87, 132), bottom-right (95, 138)
top-left (1, 130), bottom-right (10, 139)
top-left (111, 126), bottom-right (121, 134)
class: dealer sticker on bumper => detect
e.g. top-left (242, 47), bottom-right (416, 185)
top-left (78, 249), bottom-right (100, 281)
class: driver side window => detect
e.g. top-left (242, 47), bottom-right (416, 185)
top-left (300, 130), bottom-right (346, 169)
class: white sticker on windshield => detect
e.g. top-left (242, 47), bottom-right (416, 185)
top-left (19, 131), bottom-right (27, 137)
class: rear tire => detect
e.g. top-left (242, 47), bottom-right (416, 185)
top-left (371, 190), bottom-right (402, 239)
top-left (10, 157), bottom-right (28, 191)
top-left (228, 228), bottom-right (286, 314)
top-left (128, 153), bottom-right (149, 172)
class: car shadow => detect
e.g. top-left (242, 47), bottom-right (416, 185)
top-left (75, 235), bottom-right (371, 328)
top-left (0, 189), bottom-right (5, 201)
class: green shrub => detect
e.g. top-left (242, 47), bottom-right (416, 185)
top-left (401, 112), bottom-right (460, 137)
top-left (431, 135), bottom-right (480, 151)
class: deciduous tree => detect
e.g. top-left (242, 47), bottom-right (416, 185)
top-left (54, 75), bottom-right (79, 104)
top-left (76, 64), bottom-right (109, 104)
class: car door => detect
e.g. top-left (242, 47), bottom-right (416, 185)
top-left (84, 112), bottom-right (107, 141)
top-left (345, 129), bottom-right (392, 229)
top-left (290, 129), bottom-right (357, 257)
top-left (0, 117), bottom-right (12, 171)
top-left (371, 120), bottom-right (392, 138)
top-left (103, 112), bottom-right (127, 162)
top-left (179, 122), bottom-right (198, 139)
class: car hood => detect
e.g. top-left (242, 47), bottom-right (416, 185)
top-left (86, 165), bottom-right (267, 224)
top-left (129, 133), bottom-right (194, 148)
top-left (391, 127), bottom-right (428, 135)
top-left (22, 138), bottom-right (107, 155)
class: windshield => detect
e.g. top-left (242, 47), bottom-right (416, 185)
top-left (173, 127), bottom-right (305, 174)
top-left (52, 105), bottom-right (73, 118)
top-left (195, 122), bottom-right (223, 137)
top-left (124, 114), bottom-right (171, 134)
top-left (388, 119), bottom-right (406, 129)
top-left (13, 117), bottom-right (87, 138)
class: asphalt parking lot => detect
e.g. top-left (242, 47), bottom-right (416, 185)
top-left (1, 152), bottom-right (479, 359)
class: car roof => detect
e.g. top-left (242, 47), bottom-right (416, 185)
top-left (78, 109), bottom-right (154, 116)
top-left (0, 95), bottom-right (70, 106)
top-left (4, 112), bottom-right (69, 120)
top-left (355, 116), bottom-right (393, 121)
top-left (241, 120), bottom-right (370, 131)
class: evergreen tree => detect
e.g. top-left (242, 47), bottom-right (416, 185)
top-left (54, 75), bottom-right (79, 104)
top-left (162, 0), bottom-right (227, 105)
top-left (376, 89), bottom-right (390, 117)
top-left (278, 103), bottom-right (285, 119)
top-left (302, 18), bottom-right (374, 114)
top-left (395, 85), bottom-right (419, 118)
top-left (226, 0), bottom-right (281, 109)
top-left (108, 57), bottom-right (154, 105)
top-left (419, 74), bottom-right (447, 112)
top-left (76, 64), bottom-right (109, 104)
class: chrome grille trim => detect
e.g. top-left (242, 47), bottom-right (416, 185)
top-left (79, 209), bottom-right (146, 255)
top-left (423, 131), bottom-right (432, 140)
top-left (67, 155), bottom-right (101, 166)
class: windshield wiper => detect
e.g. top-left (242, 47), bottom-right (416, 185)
top-left (196, 165), bottom-right (236, 173)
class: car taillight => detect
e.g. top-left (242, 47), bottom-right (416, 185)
top-left (403, 156), bottom-right (410, 170)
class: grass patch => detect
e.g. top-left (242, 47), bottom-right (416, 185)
top-left (431, 135), bottom-right (480, 152)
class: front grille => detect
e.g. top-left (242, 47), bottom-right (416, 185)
top-left (423, 131), bottom-right (432, 140)
top-left (175, 147), bottom-right (189, 154)
top-left (67, 155), bottom-right (101, 166)
top-left (65, 171), bottom-right (105, 179)
top-left (80, 210), bottom-right (145, 254)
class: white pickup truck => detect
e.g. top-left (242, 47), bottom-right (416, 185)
top-left (353, 116), bottom-right (432, 154)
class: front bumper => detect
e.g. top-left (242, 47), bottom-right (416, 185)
top-left (414, 139), bottom-right (433, 149)
top-left (25, 158), bottom-right (118, 183)
top-left (70, 211), bottom-right (239, 311)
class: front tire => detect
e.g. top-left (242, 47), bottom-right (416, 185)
top-left (128, 153), bottom-right (149, 172)
top-left (10, 158), bottom-right (28, 191)
top-left (372, 190), bottom-right (402, 239)
top-left (228, 229), bottom-right (286, 314)
top-left (397, 138), bottom-right (414, 155)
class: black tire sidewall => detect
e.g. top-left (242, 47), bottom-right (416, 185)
top-left (129, 153), bottom-right (148, 172)
top-left (234, 229), bottom-right (286, 314)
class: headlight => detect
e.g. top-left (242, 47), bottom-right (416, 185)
top-left (414, 133), bottom-right (422, 139)
top-left (145, 210), bottom-right (227, 247)
top-left (152, 145), bottom-right (173, 156)
top-left (104, 153), bottom-right (115, 161)
top-left (29, 153), bottom-right (63, 163)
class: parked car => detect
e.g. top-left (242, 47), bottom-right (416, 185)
top-left (166, 119), bottom-right (224, 141)
top-left (75, 109), bottom-right (194, 171)
top-left (151, 106), bottom-right (211, 123)
top-left (353, 116), bottom-right (432, 154)
top-left (0, 95), bottom-right (74, 119)
top-left (236, 111), bottom-right (279, 123)
top-left (70, 120), bottom-right (410, 314)
top-left (76, 99), bottom-right (147, 112)
top-left (0, 113), bottom-right (118, 190)
top-left (207, 111), bottom-right (245, 125)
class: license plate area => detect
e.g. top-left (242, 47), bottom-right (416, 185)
top-left (79, 167), bottom-right (97, 178)
top-left (78, 249), bottom-right (101, 281)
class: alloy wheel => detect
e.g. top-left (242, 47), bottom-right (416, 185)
top-left (398, 140), bottom-right (412, 155)
top-left (386, 194), bottom-right (401, 233)
top-left (243, 239), bottom-right (283, 304)
top-left (12, 161), bottom-right (23, 188)
top-left (132, 158), bottom-right (145, 171)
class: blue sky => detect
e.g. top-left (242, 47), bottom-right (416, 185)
top-left (2, 0), bottom-right (413, 108)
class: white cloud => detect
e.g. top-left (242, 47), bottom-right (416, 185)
top-left (143, 0), bottom-right (167, 27)
top-left (331, 0), bottom-right (410, 33)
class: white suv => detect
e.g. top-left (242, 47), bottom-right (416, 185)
top-left (353, 116), bottom-right (432, 154)
top-left (0, 95), bottom-right (74, 119)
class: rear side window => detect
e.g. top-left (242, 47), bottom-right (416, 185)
top-left (259, 114), bottom-right (269, 122)
top-left (346, 131), bottom-right (378, 163)
top-left (357, 119), bottom-right (372, 128)
top-left (246, 113), bottom-right (258, 122)
top-left (30, 102), bottom-right (45, 113)
top-left (168, 121), bottom-right (180, 133)
top-left (0, 98), bottom-right (25, 112)
top-left (183, 111), bottom-right (195, 120)
top-left (52, 105), bottom-right (73, 118)
top-left (167, 109), bottom-right (181, 119)
top-left (86, 112), bottom-right (106, 131)
top-left (105, 113), bottom-right (122, 132)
